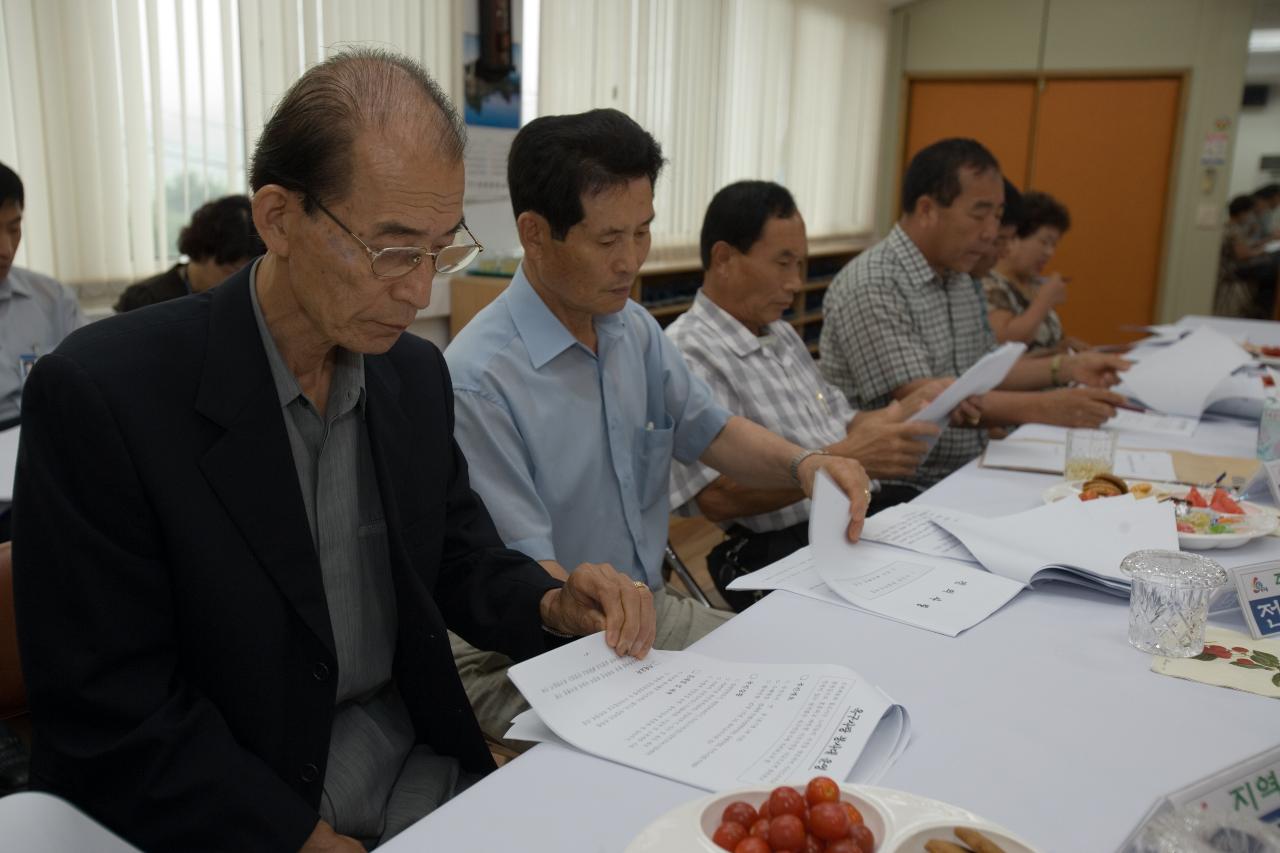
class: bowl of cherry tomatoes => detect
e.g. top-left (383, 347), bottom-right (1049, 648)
top-left (703, 776), bottom-right (884, 852)
top-left (625, 775), bottom-right (1042, 852)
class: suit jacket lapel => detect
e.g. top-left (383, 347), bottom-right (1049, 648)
top-left (194, 269), bottom-right (335, 658)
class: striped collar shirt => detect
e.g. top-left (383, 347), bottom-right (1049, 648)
top-left (667, 289), bottom-right (856, 532)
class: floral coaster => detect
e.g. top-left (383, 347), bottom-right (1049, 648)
top-left (1150, 627), bottom-right (1280, 699)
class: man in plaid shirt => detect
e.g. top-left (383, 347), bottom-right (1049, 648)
top-left (820, 138), bottom-right (1129, 492)
top-left (667, 181), bottom-right (946, 609)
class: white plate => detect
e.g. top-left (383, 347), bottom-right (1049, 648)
top-left (1041, 480), bottom-right (1278, 550)
top-left (625, 783), bottom-right (1042, 853)
top-left (1241, 343), bottom-right (1280, 367)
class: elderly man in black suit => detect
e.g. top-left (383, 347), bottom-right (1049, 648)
top-left (12, 48), bottom-right (654, 853)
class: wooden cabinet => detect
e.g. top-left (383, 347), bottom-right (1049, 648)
top-left (450, 238), bottom-right (869, 355)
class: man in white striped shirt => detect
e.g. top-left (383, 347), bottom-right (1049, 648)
top-left (667, 181), bottom-right (945, 609)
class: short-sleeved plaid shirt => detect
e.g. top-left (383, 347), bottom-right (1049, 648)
top-left (667, 290), bottom-right (857, 532)
top-left (818, 225), bottom-right (995, 487)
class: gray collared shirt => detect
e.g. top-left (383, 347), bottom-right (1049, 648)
top-left (249, 265), bottom-right (421, 841)
top-left (819, 225), bottom-right (994, 488)
top-left (0, 266), bottom-right (86, 421)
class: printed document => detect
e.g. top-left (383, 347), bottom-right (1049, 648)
top-left (911, 342), bottom-right (1026, 427)
top-left (1118, 327), bottom-right (1252, 417)
top-left (805, 474), bottom-right (1022, 635)
top-left (505, 634), bottom-right (910, 790)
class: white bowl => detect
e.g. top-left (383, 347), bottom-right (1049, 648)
top-left (625, 783), bottom-right (1043, 852)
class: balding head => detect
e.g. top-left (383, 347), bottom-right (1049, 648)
top-left (250, 48), bottom-right (465, 213)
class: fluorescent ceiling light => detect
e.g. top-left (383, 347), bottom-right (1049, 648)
top-left (1251, 29), bottom-right (1280, 52)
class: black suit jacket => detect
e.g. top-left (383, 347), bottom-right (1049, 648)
top-left (12, 267), bottom-right (561, 852)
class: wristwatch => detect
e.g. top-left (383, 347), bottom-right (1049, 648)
top-left (788, 449), bottom-right (830, 486)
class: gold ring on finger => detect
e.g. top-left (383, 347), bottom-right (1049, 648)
top-left (632, 581), bottom-right (648, 590)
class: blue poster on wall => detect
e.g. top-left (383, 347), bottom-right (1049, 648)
top-left (463, 0), bottom-right (521, 129)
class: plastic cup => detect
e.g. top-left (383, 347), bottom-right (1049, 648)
top-left (1064, 428), bottom-right (1117, 480)
top-left (1120, 550), bottom-right (1227, 657)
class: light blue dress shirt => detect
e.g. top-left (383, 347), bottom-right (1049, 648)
top-left (0, 266), bottom-right (85, 420)
top-left (446, 265), bottom-right (731, 588)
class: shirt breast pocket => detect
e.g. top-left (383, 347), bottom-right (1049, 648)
top-left (634, 417), bottom-right (675, 509)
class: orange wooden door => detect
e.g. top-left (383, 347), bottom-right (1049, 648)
top-left (1029, 77), bottom-right (1181, 345)
top-left (903, 79), bottom-right (1037, 189)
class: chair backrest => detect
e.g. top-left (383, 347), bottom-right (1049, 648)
top-left (0, 541), bottom-right (26, 719)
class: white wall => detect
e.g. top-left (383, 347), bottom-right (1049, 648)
top-left (877, 0), bottom-right (1255, 323)
top-left (1229, 51), bottom-right (1280, 197)
top-left (1232, 100), bottom-right (1280, 197)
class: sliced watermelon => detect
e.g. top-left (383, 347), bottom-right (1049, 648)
top-left (1185, 487), bottom-right (1209, 508)
top-left (1210, 489), bottom-right (1243, 514)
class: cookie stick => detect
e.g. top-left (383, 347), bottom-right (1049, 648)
top-left (924, 842), bottom-right (971, 853)
top-left (955, 826), bottom-right (1008, 853)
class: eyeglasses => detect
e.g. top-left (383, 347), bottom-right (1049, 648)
top-left (310, 196), bottom-right (484, 278)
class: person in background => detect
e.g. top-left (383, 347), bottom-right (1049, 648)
top-left (969, 178), bottom-right (1022, 282)
top-left (115, 195), bottom-right (265, 312)
top-left (1220, 193), bottom-right (1279, 318)
top-left (984, 190), bottom-right (1088, 353)
top-left (666, 180), bottom-right (948, 610)
top-left (819, 138), bottom-right (1129, 492)
top-left (1252, 183), bottom-right (1280, 240)
top-left (0, 162), bottom-right (85, 426)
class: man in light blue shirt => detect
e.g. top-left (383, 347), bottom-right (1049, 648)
top-left (0, 163), bottom-right (85, 424)
top-left (446, 109), bottom-right (872, 742)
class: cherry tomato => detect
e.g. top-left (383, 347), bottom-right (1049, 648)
top-left (722, 801), bottom-right (759, 828)
top-left (805, 775), bottom-right (841, 806)
top-left (734, 837), bottom-right (771, 853)
top-left (769, 786), bottom-right (806, 819)
top-left (712, 821), bottom-right (748, 851)
top-left (848, 823), bottom-right (876, 852)
top-left (758, 799), bottom-right (773, 820)
top-left (802, 833), bottom-right (827, 853)
top-left (749, 818), bottom-right (771, 839)
top-left (839, 801), bottom-right (865, 827)
top-left (808, 801), bottom-right (851, 841)
top-left (769, 813), bottom-right (807, 851)
top-left (825, 840), bottom-right (860, 853)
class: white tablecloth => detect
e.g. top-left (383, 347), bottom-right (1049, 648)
top-left (384, 339), bottom-right (1280, 853)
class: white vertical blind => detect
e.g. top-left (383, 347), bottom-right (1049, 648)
top-left (538, 0), bottom-right (888, 253)
top-left (0, 0), bottom-right (456, 287)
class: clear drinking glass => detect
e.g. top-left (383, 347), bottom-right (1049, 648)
top-left (1064, 428), bottom-right (1117, 480)
top-left (1120, 550), bottom-right (1228, 657)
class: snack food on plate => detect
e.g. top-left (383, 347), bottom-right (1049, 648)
top-left (1078, 473), bottom-right (1128, 501)
top-left (924, 826), bottom-right (1008, 852)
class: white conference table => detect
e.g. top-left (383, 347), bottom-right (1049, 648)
top-left (385, 319), bottom-right (1280, 853)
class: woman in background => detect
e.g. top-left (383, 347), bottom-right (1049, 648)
top-left (115, 195), bottom-right (263, 312)
top-left (983, 190), bottom-right (1086, 353)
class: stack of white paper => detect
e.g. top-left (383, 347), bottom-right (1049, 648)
top-left (1118, 327), bottom-right (1253, 417)
top-left (1126, 324), bottom-right (1190, 346)
top-left (911, 342), bottom-right (1025, 431)
top-left (505, 634), bottom-right (911, 790)
top-left (1103, 409), bottom-right (1200, 438)
top-left (981, 439), bottom-right (1178, 482)
top-left (774, 476), bottom-right (1023, 637)
top-left (935, 495), bottom-right (1180, 596)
